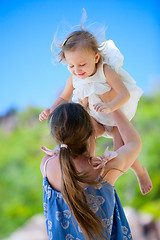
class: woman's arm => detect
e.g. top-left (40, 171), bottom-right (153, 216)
top-left (102, 110), bottom-right (142, 185)
top-left (39, 75), bottom-right (74, 121)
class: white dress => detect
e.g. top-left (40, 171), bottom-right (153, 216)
top-left (72, 40), bottom-right (143, 127)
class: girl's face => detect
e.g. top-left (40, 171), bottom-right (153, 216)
top-left (64, 48), bottom-right (100, 79)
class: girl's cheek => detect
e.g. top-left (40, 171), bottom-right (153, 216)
top-left (71, 70), bottom-right (75, 75)
top-left (68, 68), bottom-right (76, 76)
top-left (67, 68), bottom-right (73, 74)
top-left (73, 72), bottom-right (77, 76)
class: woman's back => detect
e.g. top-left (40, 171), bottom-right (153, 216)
top-left (43, 172), bottom-right (132, 240)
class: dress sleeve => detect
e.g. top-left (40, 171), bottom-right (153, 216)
top-left (99, 40), bottom-right (124, 71)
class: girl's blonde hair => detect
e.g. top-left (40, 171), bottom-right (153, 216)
top-left (52, 30), bottom-right (103, 64)
top-left (49, 103), bottom-right (107, 240)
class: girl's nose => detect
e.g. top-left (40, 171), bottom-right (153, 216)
top-left (75, 67), bottom-right (80, 74)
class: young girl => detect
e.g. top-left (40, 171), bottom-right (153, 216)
top-left (39, 29), bottom-right (152, 195)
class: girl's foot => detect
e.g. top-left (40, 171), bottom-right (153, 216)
top-left (137, 166), bottom-right (152, 195)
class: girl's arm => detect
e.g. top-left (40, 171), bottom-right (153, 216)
top-left (50, 75), bottom-right (74, 111)
top-left (94, 65), bottom-right (130, 113)
top-left (39, 75), bottom-right (74, 121)
top-left (102, 110), bottom-right (142, 185)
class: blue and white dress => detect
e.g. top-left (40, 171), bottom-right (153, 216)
top-left (43, 159), bottom-right (133, 239)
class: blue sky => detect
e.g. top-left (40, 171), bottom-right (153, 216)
top-left (0, 0), bottom-right (160, 115)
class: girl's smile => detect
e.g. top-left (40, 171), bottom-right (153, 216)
top-left (77, 72), bottom-right (86, 77)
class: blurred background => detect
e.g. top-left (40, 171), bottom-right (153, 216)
top-left (0, 0), bottom-right (160, 239)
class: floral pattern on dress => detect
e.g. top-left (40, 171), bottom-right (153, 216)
top-left (43, 202), bottom-right (48, 220)
top-left (43, 177), bottom-right (133, 239)
top-left (65, 234), bottom-right (81, 240)
top-left (122, 226), bottom-right (132, 239)
top-left (48, 220), bottom-right (52, 230)
top-left (116, 206), bottom-right (121, 220)
top-left (94, 183), bottom-right (103, 190)
top-left (57, 192), bottom-right (62, 198)
top-left (86, 194), bottom-right (105, 213)
top-left (103, 215), bottom-right (113, 235)
top-left (44, 184), bottom-right (52, 200)
top-left (56, 210), bottom-right (71, 229)
top-left (48, 231), bottom-right (53, 240)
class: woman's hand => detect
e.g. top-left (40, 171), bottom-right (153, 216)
top-left (91, 147), bottom-right (118, 174)
top-left (39, 108), bottom-right (52, 121)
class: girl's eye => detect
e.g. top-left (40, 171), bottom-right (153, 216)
top-left (69, 65), bottom-right (74, 68)
top-left (80, 64), bottom-right (86, 67)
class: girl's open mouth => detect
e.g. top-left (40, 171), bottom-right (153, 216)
top-left (78, 72), bottom-right (85, 76)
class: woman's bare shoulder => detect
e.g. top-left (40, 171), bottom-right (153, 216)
top-left (40, 154), bottom-right (59, 177)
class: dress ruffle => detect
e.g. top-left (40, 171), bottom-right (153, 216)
top-left (99, 40), bottom-right (124, 71)
top-left (73, 82), bottom-right (111, 100)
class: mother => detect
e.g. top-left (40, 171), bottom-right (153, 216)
top-left (40, 103), bottom-right (141, 240)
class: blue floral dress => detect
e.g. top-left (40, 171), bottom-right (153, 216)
top-left (43, 176), bottom-right (132, 240)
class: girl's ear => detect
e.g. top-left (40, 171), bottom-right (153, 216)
top-left (95, 52), bottom-right (101, 63)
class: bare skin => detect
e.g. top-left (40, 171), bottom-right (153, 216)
top-left (95, 81), bottom-right (152, 194)
top-left (111, 126), bottom-right (152, 195)
top-left (92, 65), bottom-right (152, 195)
top-left (39, 48), bottom-right (152, 194)
top-left (41, 110), bottom-right (142, 190)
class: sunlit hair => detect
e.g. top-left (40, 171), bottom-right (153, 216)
top-left (48, 103), bottom-right (108, 240)
top-left (52, 30), bottom-right (103, 64)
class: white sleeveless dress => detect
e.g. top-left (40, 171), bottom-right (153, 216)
top-left (72, 40), bottom-right (143, 127)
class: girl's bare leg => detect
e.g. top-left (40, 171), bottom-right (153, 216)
top-left (112, 126), bottom-right (152, 195)
top-left (90, 116), bottom-right (106, 138)
top-left (88, 117), bottom-right (106, 157)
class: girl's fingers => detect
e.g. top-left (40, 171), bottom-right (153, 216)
top-left (41, 145), bottom-right (60, 156)
top-left (41, 146), bottom-right (54, 156)
top-left (39, 109), bottom-right (51, 121)
top-left (93, 103), bottom-right (105, 112)
top-left (42, 111), bottom-right (48, 118)
top-left (98, 106), bottom-right (105, 112)
top-left (93, 103), bottom-right (103, 111)
top-left (39, 115), bottom-right (43, 121)
top-left (39, 115), bottom-right (45, 121)
top-left (39, 111), bottom-right (49, 121)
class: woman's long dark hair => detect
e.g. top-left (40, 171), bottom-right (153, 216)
top-left (49, 103), bottom-right (107, 240)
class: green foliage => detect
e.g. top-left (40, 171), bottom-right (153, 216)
top-left (0, 96), bottom-right (160, 238)
top-left (0, 107), bottom-right (54, 238)
top-left (97, 94), bottom-right (160, 219)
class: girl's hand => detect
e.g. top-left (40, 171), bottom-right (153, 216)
top-left (78, 97), bottom-right (89, 109)
top-left (41, 145), bottom-right (60, 156)
top-left (39, 108), bottom-right (51, 121)
top-left (93, 103), bottom-right (112, 114)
